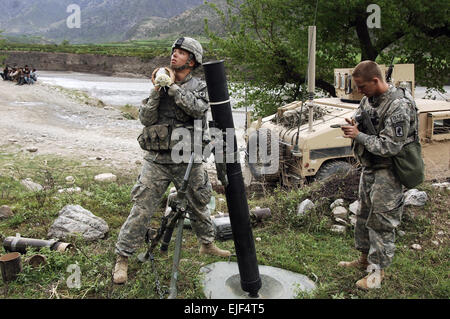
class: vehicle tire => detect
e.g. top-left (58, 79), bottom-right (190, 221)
top-left (315, 160), bottom-right (356, 181)
top-left (247, 129), bottom-right (280, 183)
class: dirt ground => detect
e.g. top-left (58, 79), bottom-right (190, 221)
top-left (0, 80), bottom-right (144, 173)
top-left (0, 80), bottom-right (448, 183)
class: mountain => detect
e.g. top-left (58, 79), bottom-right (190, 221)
top-left (0, 0), bottom-right (205, 43)
top-left (125, 0), bottom-right (231, 40)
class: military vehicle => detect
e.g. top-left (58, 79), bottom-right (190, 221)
top-left (243, 62), bottom-right (450, 187)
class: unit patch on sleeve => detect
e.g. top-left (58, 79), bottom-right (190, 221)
top-left (394, 123), bottom-right (404, 137)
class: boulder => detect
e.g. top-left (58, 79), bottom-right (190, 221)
top-left (330, 199), bottom-right (344, 210)
top-left (349, 215), bottom-right (357, 226)
top-left (403, 189), bottom-right (428, 206)
top-left (0, 205), bottom-right (14, 219)
top-left (297, 199), bottom-right (315, 216)
top-left (349, 200), bottom-right (359, 215)
top-left (331, 225), bottom-right (346, 233)
top-left (48, 205), bottom-right (109, 241)
top-left (94, 173), bottom-right (117, 183)
top-left (335, 217), bottom-right (349, 226)
top-left (332, 206), bottom-right (348, 219)
top-left (21, 178), bottom-right (43, 192)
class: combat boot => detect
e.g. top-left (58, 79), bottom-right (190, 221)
top-left (199, 243), bottom-right (231, 257)
top-left (356, 269), bottom-right (385, 289)
top-left (338, 253), bottom-right (369, 270)
top-left (113, 255), bottom-right (128, 284)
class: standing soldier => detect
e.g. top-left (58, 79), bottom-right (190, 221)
top-left (113, 37), bottom-right (231, 285)
top-left (339, 60), bottom-right (418, 289)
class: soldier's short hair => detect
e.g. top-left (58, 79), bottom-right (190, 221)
top-left (352, 60), bottom-right (384, 82)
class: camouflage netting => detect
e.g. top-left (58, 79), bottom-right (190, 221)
top-left (272, 104), bottom-right (331, 128)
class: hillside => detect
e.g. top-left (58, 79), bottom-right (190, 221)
top-left (0, 0), bottom-right (205, 43)
top-left (125, 0), bottom-right (232, 40)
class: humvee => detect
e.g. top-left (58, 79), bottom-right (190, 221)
top-left (244, 64), bottom-right (450, 187)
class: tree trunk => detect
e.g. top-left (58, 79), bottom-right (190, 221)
top-left (355, 15), bottom-right (378, 61)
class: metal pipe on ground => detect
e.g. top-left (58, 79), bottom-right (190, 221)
top-left (3, 236), bottom-right (73, 254)
top-left (203, 60), bottom-right (262, 298)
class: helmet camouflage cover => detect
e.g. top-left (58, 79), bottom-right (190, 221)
top-left (172, 37), bottom-right (203, 67)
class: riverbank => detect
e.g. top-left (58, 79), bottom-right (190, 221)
top-left (1, 50), bottom-right (170, 78)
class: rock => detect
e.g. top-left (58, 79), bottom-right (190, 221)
top-left (335, 217), bottom-right (349, 226)
top-left (20, 178), bottom-right (43, 192)
top-left (0, 205), bottom-right (14, 219)
top-left (331, 225), bottom-right (346, 233)
top-left (332, 206), bottom-right (348, 219)
top-left (349, 200), bottom-right (359, 215)
top-left (431, 182), bottom-right (450, 190)
top-left (437, 231), bottom-right (445, 236)
top-left (94, 173), bottom-right (117, 183)
top-left (65, 176), bottom-right (75, 184)
top-left (330, 199), bottom-right (344, 210)
top-left (48, 204), bottom-right (109, 241)
top-left (58, 187), bottom-right (82, 194)
top-left (25, 146), bottom-right (38, 153)
top-left (297, 199), bottom-right (315, 216)
top-left (411, 244), bottom-right (422, 250)
top-left (403, 189), bottom-right (428, 206)
top-left (255, 237), bottom-right (261, 242)
top-left (8, 139), bottom-right (18, 143)
top-left (397, 230), bottom-right (406, 237)
top-left (349, 215), bottom-right (357, 226)
top-left (431, 240), bottom-right (439, 247)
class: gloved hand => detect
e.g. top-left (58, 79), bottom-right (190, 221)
top-left (168, 83), bottom-right (180, 97)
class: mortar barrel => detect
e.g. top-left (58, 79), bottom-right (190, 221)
top-left (203, 60), bottom-right (262, 297)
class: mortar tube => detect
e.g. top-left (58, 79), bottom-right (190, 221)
top-left (203, 60), bottom-right (262, 298)
top-left (3, 236), bottom-right (73, 254)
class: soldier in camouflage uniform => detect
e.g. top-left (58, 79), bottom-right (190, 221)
top-left (339, 60), bottom-right (418, 289)
top-left (113, 37), bottom-right (231, 285)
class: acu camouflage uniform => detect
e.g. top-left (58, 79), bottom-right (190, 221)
top-left (115, 73), bottom-right (215, 257)
top-left (352, 85), bottom-right (418, 269)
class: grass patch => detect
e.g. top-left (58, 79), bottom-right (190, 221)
top-left (0, 149), bottom-right (448, 299)
top-left (119, 104), bottom-right (139, 120)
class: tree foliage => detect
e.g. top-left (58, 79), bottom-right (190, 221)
top-left (0, 30), bottom-right (6, 65)
top-left (206, 0), bottom-right (449, 117)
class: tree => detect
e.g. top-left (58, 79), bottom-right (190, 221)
top-left (206, 0), bottom-right (449, 117)
top-left (0, 30), bottom-right (6, 65)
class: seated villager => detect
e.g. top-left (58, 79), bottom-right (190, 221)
top-left (30, 68), bottom-right (38, 83)
top-left (16, 68), bottom-right (26, 85)
top-left (2, 66), bottom-right (11, 80)
top-left (10, 67), bottom-right (19, 82)
top-left (23, 66), bottom-right (31, 84)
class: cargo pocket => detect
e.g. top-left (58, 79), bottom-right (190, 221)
top-left (137, 127), bottom-right (152, 151)
top-left (193, 169), bottom-right (213, 206)
top-left (155, 124), bottom-right (170, 150)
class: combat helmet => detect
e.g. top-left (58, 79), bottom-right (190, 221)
top-left (172, 37), bottom-right (203, 69)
